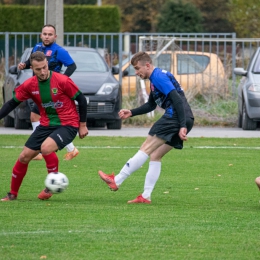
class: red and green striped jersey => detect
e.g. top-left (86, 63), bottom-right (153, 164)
top-left (13, 71), bottom-right (81, 127)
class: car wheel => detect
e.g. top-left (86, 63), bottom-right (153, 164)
top-left (3, 115), bottom-right (14, 127)
top-left (94, 121), bottom-right (106, 128)
top-left (14, 110), bottom-right (30, 129)
top-left (107, 120), bottom-right (122, 130)
top-left (238, 110), bottom-right (242, 128)
top-left (242, 104), bottom-right (257, 130)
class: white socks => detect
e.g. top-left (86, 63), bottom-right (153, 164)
top-left (115, 150), bottom-right (149, 186)
top-left (142, 161), bottom-right (161, 200)
top-left (32, 121), bottom-right (74, 153)
top-left (65, 142), bottom-right (75, 152)
top-left (32, 121), bottom-right (40, 132)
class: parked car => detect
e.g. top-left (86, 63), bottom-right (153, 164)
top-left (234, 47), bottom-right (260, 130)
top-left (2, 47), bottom-right (122, 129)
top-left (115, 51), bottom-right (226, 96)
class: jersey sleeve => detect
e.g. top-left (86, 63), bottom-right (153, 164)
top-left (57, 48), bottom-right (75, 67)
top-left (13, 82), bottom-right (32, 102)
top-left (152, 70), bottom-right (175, 96)
top-left (63, 77), bottom-right (81, 100)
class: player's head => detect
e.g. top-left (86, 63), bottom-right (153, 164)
top-left (131, 52), bottom-right (153, 79)
top-left (41, 24), bottom-right (57, 46)
top-left (30, 51), bottom-right (49, 81)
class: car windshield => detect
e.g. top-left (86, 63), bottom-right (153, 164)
top-left (62, 50), bottom-right (108, 72)
top-left (177, 54), bottom-right (209, 74)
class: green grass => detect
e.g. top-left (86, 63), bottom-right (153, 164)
top-left (1, 136), bottom-right (260, 260)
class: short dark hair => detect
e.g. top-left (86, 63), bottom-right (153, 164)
top-left (30, 51), bottom-right (46, 64)
top-left (42, 24), bottom-right (56, 33)
top-left (131, 52), bottom-right (152, 66)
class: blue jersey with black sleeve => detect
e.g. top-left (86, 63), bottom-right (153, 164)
top-left (32, 42), bottom-right (74, 72)
top-left (149, 68), bottom-right (185, 117)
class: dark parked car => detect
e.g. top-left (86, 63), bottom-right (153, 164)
top-left (2, 47), bottom-right (122, 129)
top-left (234, 47), bottom-right (260, 130)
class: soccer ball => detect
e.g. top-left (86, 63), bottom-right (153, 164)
top-left (44, 172), bottom-right (69, 193)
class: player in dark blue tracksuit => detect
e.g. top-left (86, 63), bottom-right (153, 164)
top-left (98, 51), bottom-right (194, 204)
top-left (30, 41), bottom-right (75, 74)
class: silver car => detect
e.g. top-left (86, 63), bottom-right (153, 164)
top-left (234, 48), bottom-right (260, 130)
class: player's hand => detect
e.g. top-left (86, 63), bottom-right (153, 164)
top-left (18, 63), bottom-right (26, 70)
top-left (118, 109), bottom-right (132, 119)
top-left (79, 124), bottom-right (88, 139)
top-left (179, 127), bottom-right (188, 141)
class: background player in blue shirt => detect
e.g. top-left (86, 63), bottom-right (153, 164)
top-left (18, 24), bottom-right (78, 161)
top-left (99, 51), bottom-right (194, 204)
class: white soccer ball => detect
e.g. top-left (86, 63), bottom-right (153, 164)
top-left (44, 172), bottom-right (69, 194)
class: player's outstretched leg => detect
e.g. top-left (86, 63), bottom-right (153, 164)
top-left (98, 171), bottom-right (118, 191)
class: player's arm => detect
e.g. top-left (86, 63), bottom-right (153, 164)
top-left (58, 48), bottom-right (77, 77)
top-left (168, 89), bottom-right (187, 140)
top-left (168, 89), bottom-right (186, 127)
top-left (75, 92), bottom-right (87, 123)
top-left (18, 48), bottom-right (34, 70)
top-left (130, 92), bottom-right (157, 117)
top-left (63, 62), bottom-right (77, 77)
top-left (0, 98), bottom-right (21, 120)
top-left (18, 58), bottom-right (31, 70)
top-left (75, 93), bottom-right (88, 138)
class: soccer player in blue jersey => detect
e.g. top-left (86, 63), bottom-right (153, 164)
top-left (18, 24), bottom-right (78, 161)
top-left (99, 51), bottom-right (194, 204)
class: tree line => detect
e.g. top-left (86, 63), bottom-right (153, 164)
top-left (1, 0), bottom-right (259, 37)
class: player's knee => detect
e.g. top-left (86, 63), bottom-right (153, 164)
top-left (18, 153), bottom-right (31, 164)
top-left (150, 154), bottom-right (162, 161)
top-left (41, 146), bottom-right (52, 155)
top-left (41, 141), bottom-right (58, 155)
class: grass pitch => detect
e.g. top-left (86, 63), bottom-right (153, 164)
top-left (0, 135), bottom-right (260, 260)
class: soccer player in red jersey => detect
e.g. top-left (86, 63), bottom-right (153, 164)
top-left (0, 51), bottom-right (88, 201)
top-left (18, 24), bottom-right (79, 161)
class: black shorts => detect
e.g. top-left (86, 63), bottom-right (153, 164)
top-left (31, 102), bottom-right (40, 115)
top-left (25, 125), bottom-right (78, 151)
top-left (149, 116), bottom-right (194, 149)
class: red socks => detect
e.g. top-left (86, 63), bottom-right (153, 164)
top-left (10, 152), bottom-right (58, 197)
top-left (42, 152), bottom-right (59, 173)
top-left (11, 160), bottom-right (28, 196)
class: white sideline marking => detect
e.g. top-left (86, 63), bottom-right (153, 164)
top-left (0, 231), bottom-right (51, 235)
top-left (1, 145), bottom-right (260, 150)
top-left (0, 229), bottom-right (114, 236)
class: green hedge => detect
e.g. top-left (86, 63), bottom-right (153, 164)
top-left (0, 5), bottom-right (121, 32)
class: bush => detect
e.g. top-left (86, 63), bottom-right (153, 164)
top-left (157, 0), bottom-right (203, 32)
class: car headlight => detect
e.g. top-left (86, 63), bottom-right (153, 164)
top-left (248, 84), bottom-right (260, 92)
top-left (96, 83), bottom-right (118, 95)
